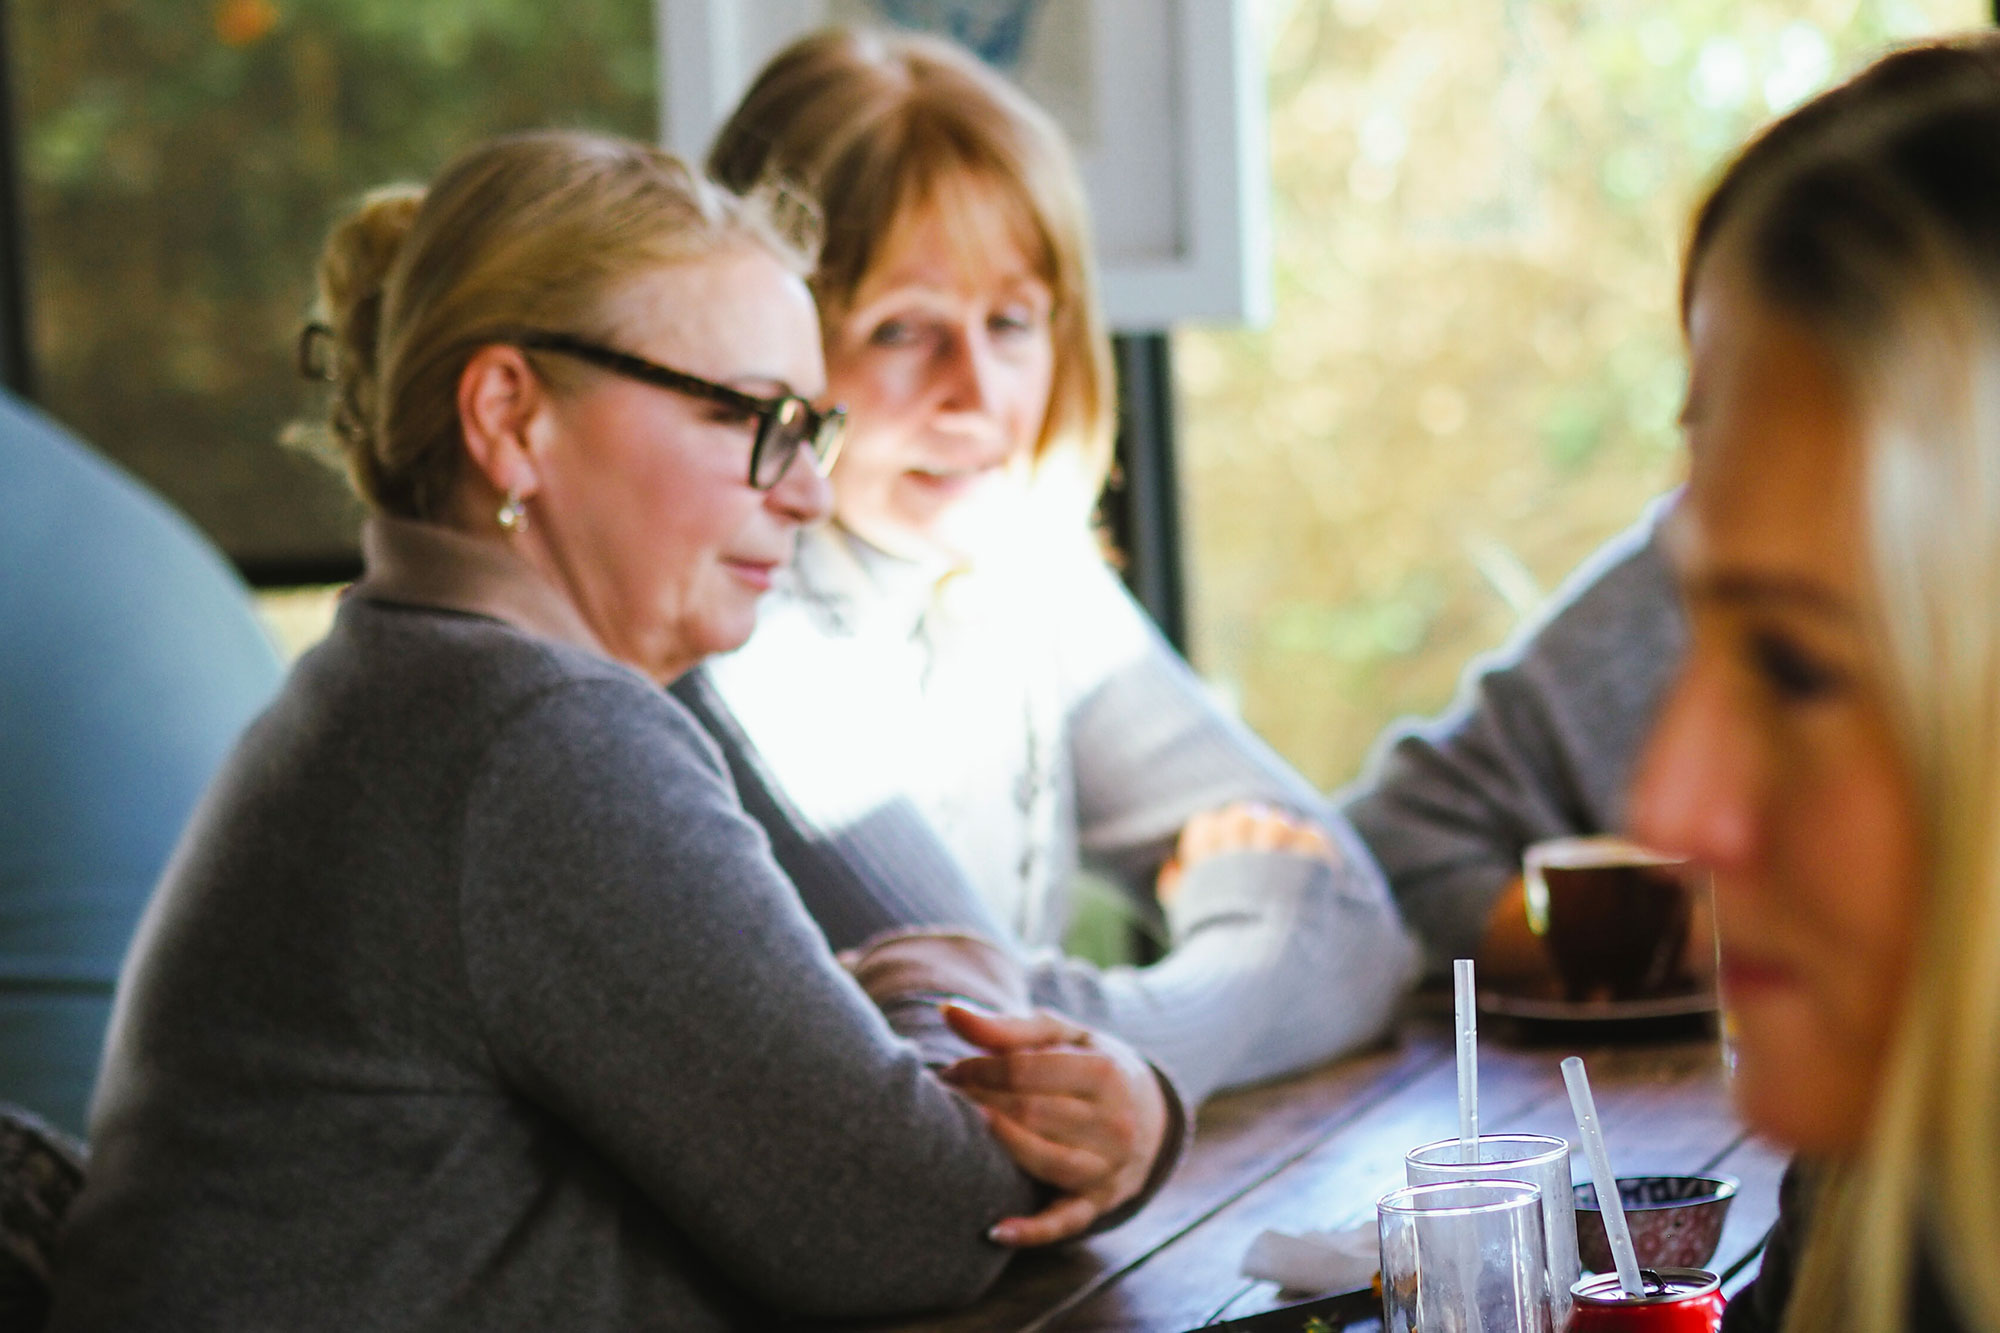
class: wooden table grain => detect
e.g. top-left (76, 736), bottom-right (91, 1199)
top-left (852, 1020), bottom-right (1788, 1333)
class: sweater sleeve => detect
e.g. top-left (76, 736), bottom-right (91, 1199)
top-left (1340, 503), bottom-right (1687, 980)
top-left (1028, 561), bottom-right (1420, 1102)
top-left (454, 677), bottom-right (1035, 1321)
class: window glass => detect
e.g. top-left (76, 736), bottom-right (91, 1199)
top-left (1176, 0), bottom-right (1985, 789)
top-left (13, 0), bottom-right (656, 579)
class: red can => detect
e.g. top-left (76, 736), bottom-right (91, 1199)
top-left (1566, 1268), bottom-right (1726, 1332)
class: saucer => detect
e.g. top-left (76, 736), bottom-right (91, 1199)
top-left (1477, 986), bottom-right (1717, 1023)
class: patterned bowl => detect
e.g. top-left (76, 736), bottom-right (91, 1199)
top-left (1573, 1174), bottom-right (1737, 1274)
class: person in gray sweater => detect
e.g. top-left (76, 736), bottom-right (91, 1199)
top-left (1340, 498), bottom-right (1686, 979)
top-left (50, 130), bottom-right (1175, 1332)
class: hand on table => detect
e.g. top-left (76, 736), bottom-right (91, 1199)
top-left (1475, 876), bottom-right (1551, 991)
top-left (1155, 801), bottom-right (1338, 906)
top-left (939, 1004), bottom-right (1170, 1248)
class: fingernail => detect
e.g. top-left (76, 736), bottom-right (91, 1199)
top-left (986, 1224), bottom-right (1010, 1244)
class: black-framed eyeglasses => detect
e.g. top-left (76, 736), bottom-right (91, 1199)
top-left (515, 330), bottom-right (846, 490)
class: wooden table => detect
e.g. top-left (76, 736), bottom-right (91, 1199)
top-left (859, 1020), bottom-right (1787, 1332)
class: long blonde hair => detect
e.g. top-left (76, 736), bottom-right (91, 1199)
top-left (706, 27), bottom-right (1115, 504)
top-left (305, 129), bottom-right (807, 519)
top-left (1689, 35), bottom-right (2000, 1332)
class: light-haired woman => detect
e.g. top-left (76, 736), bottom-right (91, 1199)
top-left (1627, 35), bottom-right (2000, 1333)
top-left (682, 28), bottom-right (1418, 1110)
top-left (48, 130), bottom-right (1173, 1331)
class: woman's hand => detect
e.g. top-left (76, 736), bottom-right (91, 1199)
top-left (1474, 876), bottom-right (1552, 992)
top-left (837, 929), bottom-right (1032, 1016)
top-left (938, 1005), bottom-right (1171, 1247)
top-left (1155, 801), bottom-right (1338, 906)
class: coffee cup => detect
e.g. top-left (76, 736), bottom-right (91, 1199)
top-left (1523, 836), bottom-right (1701, 1004)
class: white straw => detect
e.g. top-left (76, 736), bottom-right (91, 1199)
top-left (1453, 958), bottom-right (1478, 1164)
top-left (1562, 1055), bottom-right (1644, 1297)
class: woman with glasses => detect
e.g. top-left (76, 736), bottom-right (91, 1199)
top-left (1625, 36), bottom-right (2000, 1333)
top-left (680, 28), bottom-right (1418, 1123)
top-left (48, 130), bottom-right (1174, 1330)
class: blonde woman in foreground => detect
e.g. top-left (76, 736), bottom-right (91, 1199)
top-left (1629, 34), bottom-right (2000, 1333)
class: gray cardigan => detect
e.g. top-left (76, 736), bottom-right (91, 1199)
top-left (50, 526), bottom-right (1036, 1331)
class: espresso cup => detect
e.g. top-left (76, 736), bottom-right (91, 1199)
top-left (1523, 836), bottom-right (1697, 1003)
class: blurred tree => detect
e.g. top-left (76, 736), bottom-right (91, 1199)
top-left (1177, 0), bottom-right (1983, 790)
top-left (13, 0), bottom-right (656, 573)
top-left (12, 0), bottom-right (1987, 771)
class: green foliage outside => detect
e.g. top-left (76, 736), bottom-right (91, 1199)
top-left (22, 0), bottom-right (1982, 748)
top-left (1176, 0), bottom-right (1984, 792)
top-left (15, 0), bottom-right (656, 567)
top-left (14, 3), bottom-right (1989, 964)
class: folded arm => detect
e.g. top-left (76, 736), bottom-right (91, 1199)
top-left (840, 931), bottom-right (1183, 1245)
top-left (1045, 581), bottom-right (1420, 1102)
top-left (457, 681), bottom-right (1035, 1320)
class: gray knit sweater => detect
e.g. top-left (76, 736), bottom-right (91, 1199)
top-left (49, 530), bottom-right (1035, 1331)
top-left (1341, 500), bottom-right (1685, 978)
top-left (692, 524), bottom-right (1419, 1104)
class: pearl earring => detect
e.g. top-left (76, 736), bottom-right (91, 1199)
top-left (496, 489), bottom-right (527, 533)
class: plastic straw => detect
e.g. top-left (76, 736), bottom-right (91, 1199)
top-left (1453, 958), bottom-right (1478, 1164)
top-left (1562, 1055), bottom-right (1644, 1297)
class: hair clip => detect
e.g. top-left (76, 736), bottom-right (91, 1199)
top-left (297, 321), bottom-right (337, 382)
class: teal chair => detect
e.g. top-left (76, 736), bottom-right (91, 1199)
top-left (0, 390), bottom-right (283, 1136)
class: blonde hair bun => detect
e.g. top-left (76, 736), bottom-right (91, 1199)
top-left (313, 185), bottom-right (424, 481)
top-left (295, 131), bottom-right (801, 520)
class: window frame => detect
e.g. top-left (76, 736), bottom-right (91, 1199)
top-left (6, 0), bottom-right (1993, 606)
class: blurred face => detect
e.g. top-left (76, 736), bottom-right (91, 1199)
top-left (524, 248), bottom-right (832, 680)
top-left (822, 207), bottom-right (1056, 563)
top-left (1628, 256), bottom-right (1922, 1156)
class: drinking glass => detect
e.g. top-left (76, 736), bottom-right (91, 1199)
top-left (1407, 1133), bottom-right (1580, 1328)
top-left (1378, 1180), bottom-right (1552, 1333)
top-left (1692, 869), bottom-right (1736, 1079)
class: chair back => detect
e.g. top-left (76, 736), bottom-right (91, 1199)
top-left (0, 1103), bottom-right (84, 1333)
top-left (0, 391), bottom-right (283, 1135)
